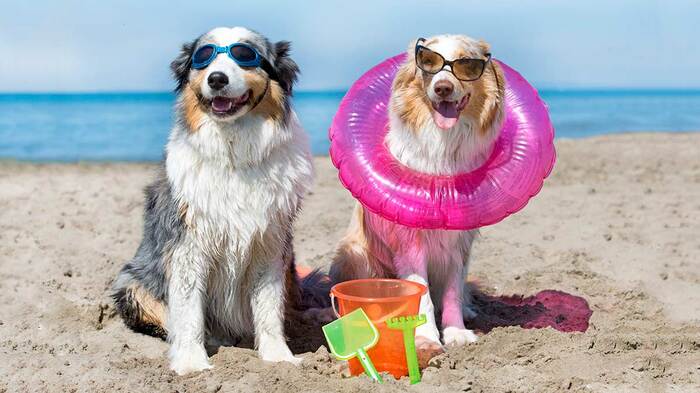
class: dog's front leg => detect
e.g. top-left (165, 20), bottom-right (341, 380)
top-left (440, 261), bottom-right (478, 346)
top-left (167, 237), bottom-right (212, 375)
top-left (251, 257), bottom-right (301, 365)
top-left (394, 251), bottom-right (444, 364)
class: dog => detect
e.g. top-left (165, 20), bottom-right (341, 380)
top-left (330, 34), bottom-right (505, 360)
top-left (112, 27), bottom-right (314, 375)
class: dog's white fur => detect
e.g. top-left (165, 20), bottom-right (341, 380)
top-left (331, 34), bottom-right (504, 355)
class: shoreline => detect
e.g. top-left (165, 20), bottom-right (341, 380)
top-left (0, 131), bottom-right (698, 165)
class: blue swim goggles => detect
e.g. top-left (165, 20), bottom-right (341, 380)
top-left (191, 43), bottom-right (262, 69)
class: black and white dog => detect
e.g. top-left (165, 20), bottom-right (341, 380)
top-left (113, 27), bottom-right (313, 375)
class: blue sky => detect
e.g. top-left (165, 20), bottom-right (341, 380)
top-left (1, 0), bottom-right (698, 92)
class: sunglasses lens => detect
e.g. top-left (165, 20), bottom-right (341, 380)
top-left (192, 45), bottom-right (215, 67)
top-left (230, 45), bottom-right (258, 64)
top-left (416, 47), bottom-right (443, 73)
top-left (453, 59), bottom-right (485, 81)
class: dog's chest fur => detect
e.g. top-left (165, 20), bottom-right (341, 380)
top-left (166, 115), bottom-right (312, 335)
top-left (386, 112), bottom-right (498, 175)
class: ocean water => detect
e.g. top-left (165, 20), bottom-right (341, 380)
top-left (1, 90), bottom-right (699, 161)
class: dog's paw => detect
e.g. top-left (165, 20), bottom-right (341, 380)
top-left (259, 345), bottom-right (303, 365)
top-left (415, 335), bottom-right (445, 369)
top-left (262, 353), bottom-right (304, 365)
top-left (169, 342), bottom-right (213, 375)
top-left (285, 355), bottom-right (305, 366)
top-left (442, 326), bottom-right (478, 347)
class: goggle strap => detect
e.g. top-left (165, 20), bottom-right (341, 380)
top-left (260, 59), bottom-right (280, 86)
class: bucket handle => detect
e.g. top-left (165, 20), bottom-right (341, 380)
top-left (329, 293), bottom-right (340, 318)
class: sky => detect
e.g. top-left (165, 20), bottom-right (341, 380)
top-left (1, 0), bottom-right (699, 92)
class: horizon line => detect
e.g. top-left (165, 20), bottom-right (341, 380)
top-left (3, 87), bottom-right (700, 96)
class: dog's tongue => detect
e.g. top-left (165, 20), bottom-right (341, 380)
top-left (212, 97), bottom-right (233, 112)
top-left (433, 101), bottom-right (459, 129)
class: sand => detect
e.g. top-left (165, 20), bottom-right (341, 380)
top-left (0, 133), bottom-right (698, 392)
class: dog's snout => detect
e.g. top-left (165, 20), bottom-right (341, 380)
top-left (207, 72), bottom-right (229, 90)
top-left (434, 80), bottom-right (454, 99)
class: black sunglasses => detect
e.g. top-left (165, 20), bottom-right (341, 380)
top-left (414, 38), bottom-right (491, 82)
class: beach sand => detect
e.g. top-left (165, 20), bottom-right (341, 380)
top-left (1, 133), bottom-right (698, 392)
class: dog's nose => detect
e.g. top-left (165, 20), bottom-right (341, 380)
top-left (434, 80), bottom-right (454, 98)
top-left (207, 72), bottom-right (229, 90)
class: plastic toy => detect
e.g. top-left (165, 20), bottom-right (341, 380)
top-left (322, 308), bottom-right (383, 383)
top-left (329, 279), bottom-right (426, 378)
top-left (386, 314), bottom-right (426, 384)
top-left (329, 53), bottom-right (556, 230)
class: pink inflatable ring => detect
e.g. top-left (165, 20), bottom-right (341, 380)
top-left (329, 54), bottom-right (556, 230)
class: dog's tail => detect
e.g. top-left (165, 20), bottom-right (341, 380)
top-left (296, 266), bottom-right (332, 309)
top-left (112, 269), bottom-right (168, 339)
top-left (289, 265), bottom-right (335, 324)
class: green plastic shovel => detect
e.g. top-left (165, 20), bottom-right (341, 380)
top-left (322, 308), bottom-right (383, 383)
top-left (385, 314), bottom-right (426, 384)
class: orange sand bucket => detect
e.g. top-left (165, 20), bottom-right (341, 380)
top-left (330, 279), bottom-right (427, 379)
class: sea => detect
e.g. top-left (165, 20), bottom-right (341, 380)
top-left (1, 90), bottom-right (699, 161)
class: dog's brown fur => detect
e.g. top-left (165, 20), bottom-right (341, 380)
top-left (182, 72), bottom-right (208, 132)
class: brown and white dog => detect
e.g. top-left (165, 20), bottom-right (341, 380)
top-left (113, 27), bottom-right (314, 375)
top-left (330, 34), bottom-right (505, 360)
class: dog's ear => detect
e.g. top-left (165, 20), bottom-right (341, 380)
top-left (272, 41), bottom-right (299, 95)
top-left (393, 56), bottom-right (419, 91)
top-left (407, 38), bottom-right (420, 54)
top-left (393, 40), bottom-right (421, 91)
top-left (170, 38), bottom-right (198, 93)
top-left (478, 40), bottom-right (491, 55)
